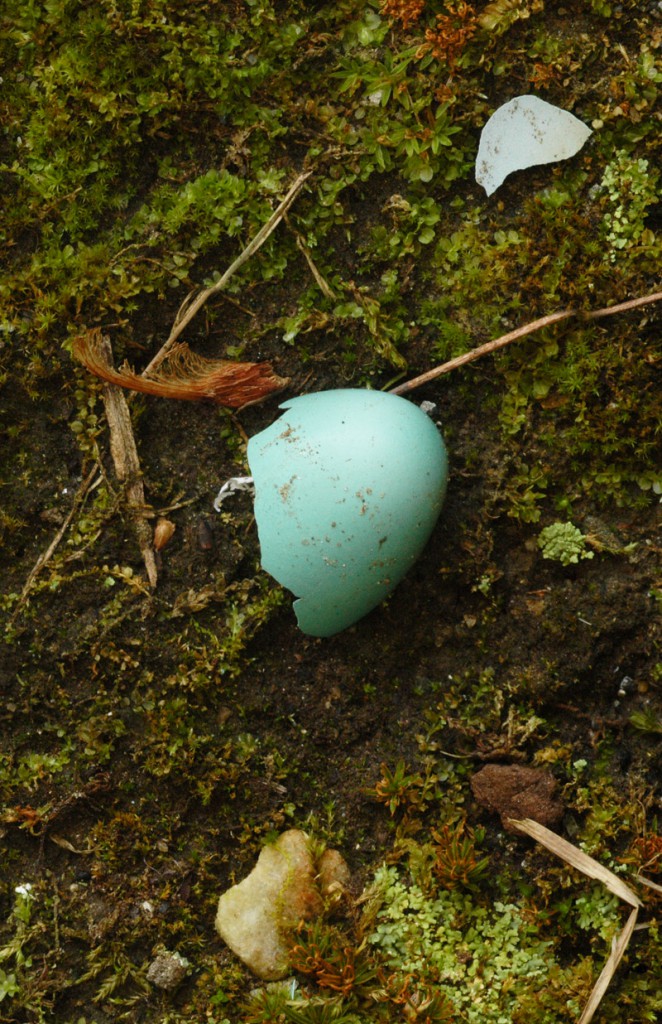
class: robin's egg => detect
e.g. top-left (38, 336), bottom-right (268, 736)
top-left (247, 389), bottom-right (448, 637)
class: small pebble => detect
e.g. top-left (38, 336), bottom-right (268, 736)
top-left (146, 951), bottom-right (189, 991)
top-left (197, 517), bottom-right (215, 551)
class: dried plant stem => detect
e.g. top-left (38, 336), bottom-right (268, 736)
top-left (510, 818), bottom-right (643, 1024)
top-left (285, 212), bottom-right (337, 299)
top-left (577, 906), bottom-right (639, 1024)
top-left (9, 464), bottom-right (101, 624)
top-left (100, 338), bottom-right (158, 589)
top-left (144, 171), bottom-right (312, 377)
top-left (634, 873), bottom-right (662, 895)
top-left (509, 818), bottom-right (640, 907)
top-left (390, 290), bottom-right (662, 396)
top-left (588, 291), bottom-right (662, 318)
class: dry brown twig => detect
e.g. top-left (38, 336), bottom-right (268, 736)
top-left (284, 212), bottom-right (337, 300)
top-left (8, 464), bottom-right (102, 625)
top-left (143, 170), bottom-right (312, 377)
top-left (74, 172), bottom-right (314, 406)
top-left (390, 290), bottom-right (662, 396)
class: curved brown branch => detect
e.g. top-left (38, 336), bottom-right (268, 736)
top-left (390, 290), bottom-right (662, 396)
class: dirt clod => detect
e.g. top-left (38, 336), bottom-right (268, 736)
top-left (471, 765), bottom-right (564, 832)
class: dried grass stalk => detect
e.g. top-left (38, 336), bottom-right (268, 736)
top-left (509, 818), bottom-right (641, 906)
top-left (144, 170), bottom-right (311, 376)
top-left (577, 906), bottom-right (639, 1024)
top-left (9, 464), bottom-right (101, 623)
top-left (391, 290), bottom-right (662, 396)
top-left (73, 329), bottom-right (287, 408)
top-left (634, 873), bottom-right (662, 895)
top-left (509, 817), bottom-right (643, 1024)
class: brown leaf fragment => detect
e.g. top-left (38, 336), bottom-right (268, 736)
top-left (73, 329), bottom-right (287, 408)
top-left (471, 764), bottom-right (564, 831)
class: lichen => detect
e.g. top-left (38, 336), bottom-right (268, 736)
top-left (538, 522), bottom-right (595, 566)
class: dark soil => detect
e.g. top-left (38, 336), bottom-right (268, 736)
top-left (1, 306), bottom-right (660, 1020)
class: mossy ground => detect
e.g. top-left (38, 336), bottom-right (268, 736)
top-left (0, 2), bottom-right (660, 1022)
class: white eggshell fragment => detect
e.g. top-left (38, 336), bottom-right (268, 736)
top-left (476, 94), bottom-right (592, 196)
top-left (247, 389), bottom-right (448, 638)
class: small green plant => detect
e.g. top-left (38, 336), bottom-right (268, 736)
top-left (599, 152), bottom-right (659, 261)
top-left (537, 521), bottom-right (595, 566)
top-left (629, 709), bottom-right (662, 735)
top-left (0, 884), bottom-right (36, 1008)
top-left (243, 981), bottom-right (362, 1024)
top-left (364, 863), bottom-right (579, 1024)
top-left (369, 760), bottom-right (434, 817)
top-left (0, 968), bottom-right (20, 1002)
top-left (432, 822), bottom-right (489, 890)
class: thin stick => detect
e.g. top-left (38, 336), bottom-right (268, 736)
top-left (143, 171), bottom-right (312, 378)
top-left (390, 290), bottom-right (662, 396)
top-left (8, 464), bottom-right (101, 624)
top-left (285, 212), bottom-right (337, 299)
top-left (588, 291), bottom-right (662, 318)
top-left (391, 311), bottom-right (572, 394)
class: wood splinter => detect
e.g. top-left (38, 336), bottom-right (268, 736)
top-left (97, 336), bottom-right (158, 589)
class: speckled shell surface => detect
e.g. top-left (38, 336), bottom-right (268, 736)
top-left (247, 389), bottom-right (448, 637)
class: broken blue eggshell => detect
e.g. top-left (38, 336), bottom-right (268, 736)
top-left (247, 389), bottom-right (448, 637)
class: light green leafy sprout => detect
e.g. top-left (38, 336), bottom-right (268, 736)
top-left (537, 522), bottom-right (594, 566)
top-left (366, 865), bottom-right (565, 1024)
top-left (600, 152), bottom-right (659, 262)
